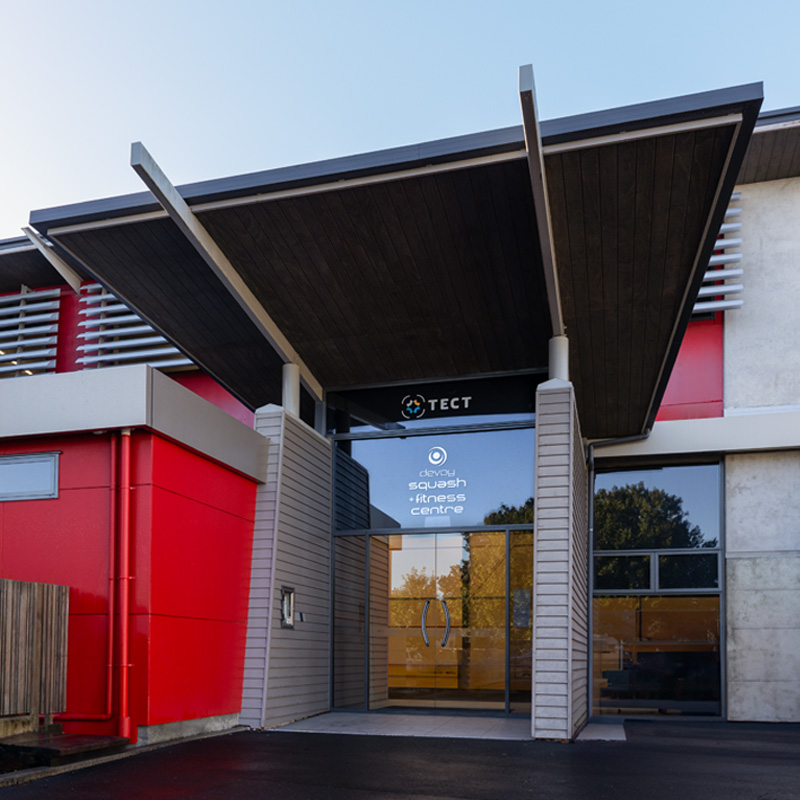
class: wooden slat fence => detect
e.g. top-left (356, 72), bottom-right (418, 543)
top-left (0, 579), bottom-right (69, 736)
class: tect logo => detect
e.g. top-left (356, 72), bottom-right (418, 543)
top-left (427, 447), bottom-right (447, 467)
top-left (400, 393), bottom-right (473, 420)
top-left (401, 394), bottom-right (426, 420)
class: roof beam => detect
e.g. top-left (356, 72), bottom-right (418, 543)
top-left (22, 226), bottom-right (83, 293)
top-left (130, 141), bottom-right (323, 400)
top-left (519, 64), bottom-right (564, 337)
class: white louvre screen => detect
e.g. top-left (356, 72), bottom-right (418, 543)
top-left (0, 288), bottom-right (60, 377)
top-left (693, 192), bottom-right (744, 315)
top-left (77, 283), bottom-right (193, 370)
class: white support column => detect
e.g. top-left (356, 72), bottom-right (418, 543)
top-left (549, 335), bottom-right (569, 381)
top-left (282, 363), bottom-right (301, 417)
top-left (22, 227), bottom-right (83, 294)
top-left (130, 142), bottom-right (323, 401)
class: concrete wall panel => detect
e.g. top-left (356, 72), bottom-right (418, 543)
top-left (726, 177), bottom-right (800, 411)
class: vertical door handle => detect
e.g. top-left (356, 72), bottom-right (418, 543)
top-left (441, 599), bottom-right (451, 647)
top-left (421, 599), bottom-right (431, 647)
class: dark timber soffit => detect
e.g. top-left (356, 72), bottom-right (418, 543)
top-left (546, 82), bottom-right (763, 438)
top-left (30, 83), bottom-right (763, 438)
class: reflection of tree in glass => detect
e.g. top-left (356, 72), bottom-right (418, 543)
top-left (595, 482), bottom-right (717, 589)
top-left (483, 497), bottom-right (534, 525)
top-left (595, 483), bottom-right (716, 549)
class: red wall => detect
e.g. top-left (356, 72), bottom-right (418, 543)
top-left (657, 316), bottom-right (724, 420)
top-left (0, 430), bottom-right (256, 739)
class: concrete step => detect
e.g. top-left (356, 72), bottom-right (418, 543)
top-left (0, 731), bottom-right (129, 771)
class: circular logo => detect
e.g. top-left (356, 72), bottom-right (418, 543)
top-left (401, 394), bottom-right (426, 420)
top-left (428, 447), bottom-right (447, 466)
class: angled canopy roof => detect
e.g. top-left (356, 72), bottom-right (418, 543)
top-left (23, 81), bottom-right (762, 438)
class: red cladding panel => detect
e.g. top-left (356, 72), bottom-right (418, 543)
top-left (1, 487), bottom-right (110, 614)
top-left (64, 614), bottom-right (111, 712)
top-left (149, 435), bottom-right (257, 519)
top-left (141, 615), bottom-right (249, 725)
top-left (657, 318), bottom-right (724, 420)
top-left (55, 286), bottom-right (81, 373)
top-left (148, 487), bottom-right (254, 620)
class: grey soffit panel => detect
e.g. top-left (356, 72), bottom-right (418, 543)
top-left (52, 217), bottom-right (285, 409)
top-left (546, 123), bottom-right (737, 439)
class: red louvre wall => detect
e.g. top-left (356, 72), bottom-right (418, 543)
top-left (0, 430), bottom-right (256, 739)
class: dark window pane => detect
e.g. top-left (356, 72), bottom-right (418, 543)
top-left (592, 595), bottom-right (721, 716)
top-left (594, 465), bottom-right (720, 549)
top-left (594, 556), bottom-right (650, 590)
top-left (659, 554), bottom-right (719, 589)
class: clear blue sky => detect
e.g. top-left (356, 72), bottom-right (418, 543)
top-left (1, 0), bottom-right (797, 240)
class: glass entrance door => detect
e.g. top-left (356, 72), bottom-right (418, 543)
top-left (370, 531), bottom-right (506, 710)
top-left (333, 528), bottom-right (533, 714)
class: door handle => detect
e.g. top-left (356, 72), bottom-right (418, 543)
top-left (441, 599), bottom-right (451, 647)
top-left (421, 599), bottom-right (431, 647)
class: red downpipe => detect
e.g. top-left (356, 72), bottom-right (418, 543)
top-left (54, 432), bottom-right (118, 722)
top-left (117, 428), bottom-right (133, 740)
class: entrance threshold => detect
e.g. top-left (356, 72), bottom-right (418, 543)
top-left (275, 712), bottom-right (532, 740)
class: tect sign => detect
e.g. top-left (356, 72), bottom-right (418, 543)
top-left (401, 394), bottom-right (473, 420)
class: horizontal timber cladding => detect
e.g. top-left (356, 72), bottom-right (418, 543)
top-left (570, 401), bottom-right (589, 734)
top-left (241, 407), bottom-right (334, 728)
top-left (240, 411), bottom-right (281, 728)
top-left (532, 380), bottom-right (589, 740)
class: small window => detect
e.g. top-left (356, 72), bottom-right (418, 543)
top-left (0, 453), bottom-right (58, 501)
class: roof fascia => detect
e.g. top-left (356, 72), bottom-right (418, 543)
top-left (31, 126), bottom-right (527, 234)
top-left (539, 82), bottom-right (764, 145)
top-left (30, 82), bottom-right (766, 237)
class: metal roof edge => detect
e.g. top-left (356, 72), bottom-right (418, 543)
top-left (755, 105), bottom-right (800, 126)
top-left (30, 125), bottom-right (527, 233)
top-left (29, 82), bottom-right (766, 235)
top-left (540, 82), bottom-right (765, 145)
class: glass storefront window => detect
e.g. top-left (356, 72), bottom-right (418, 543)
top-left (594, 464), bottom-right (720, 550)
top-left (334, 427), bottom-right (535, 531)
top-left (592, 595), bottom-right (721, 716)
top-left (592, 464), bottom-right (722, 717)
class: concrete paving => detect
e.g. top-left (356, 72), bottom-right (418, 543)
top-left (0, 719), bottom-right (798, 799)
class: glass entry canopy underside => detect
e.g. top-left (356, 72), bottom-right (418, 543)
top-left (334, 529), bottom-right (533, 714)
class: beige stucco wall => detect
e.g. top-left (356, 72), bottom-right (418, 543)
top-left (726, 177), bottom-right (800, 412)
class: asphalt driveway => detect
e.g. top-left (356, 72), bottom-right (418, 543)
top-left (1, 720), bottom-right (798, 799)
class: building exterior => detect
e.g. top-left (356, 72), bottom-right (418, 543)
top-left (0, 74), bottom-right (797, 743)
